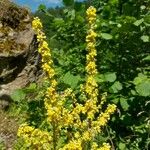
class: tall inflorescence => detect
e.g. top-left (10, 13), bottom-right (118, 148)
top-left (61, 6), bottom-right (117, 149)
top-left (17, 6), bottom-right (116, 150)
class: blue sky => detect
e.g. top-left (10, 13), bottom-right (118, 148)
top-left (13, 0), bottom-right (84, 12)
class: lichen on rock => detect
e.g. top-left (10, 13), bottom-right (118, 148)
top-left (0, 0), bottom-right (40, 97)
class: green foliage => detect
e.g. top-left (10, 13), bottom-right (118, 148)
top-left (133, 73), bottom-right (150, 97)
top-left (110, 81), bottom-right (123, 93)
top-left (10, 82), bottom-right (47, 126)
top-left (11, 89), bottom-right (26, 102)
top-left (141, 35), bottom-right (149, 42)
top-left (20, 0), bottom-right (150, 149)
top-left (100, 33), bottom-right (113, 40)
top-left (61, 71), bottom-right (81, 89)
top-left (63, 0), bottom-right (74, 6)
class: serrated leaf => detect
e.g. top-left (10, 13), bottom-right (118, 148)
top-left (104, 72), bottom-right (116, 82)
top-left (120, 98), bottom-right (129, 111)
top-left (141, 35), bottom-right (149, 42)
top-left (110, 81), bottom-right (122, 93)
top-left (101, 33), bottom-right (113, 40)
top-left (134, 18), bottom-right (144, 26)
top-left (10, 89), bottom-right (26, 102)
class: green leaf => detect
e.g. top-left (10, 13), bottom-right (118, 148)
top-left (135, 80), bottom-right (150, 97)
top-left (95, 74), bottom-right (105, 83)
top-left (101, 33), bottom-right (113, 40)
top-left (53, 18), bottom-right (64, 26)
top-left (27, 83), bottom-right (36, 90)
top-left (10, 89), bottom-right (26, 102)
top-left (133, 73), bottom-right (147, 85)
top-left (111, 98), bottom-right (119, 104)
top-left (142, 55), bottom-right (150, 61)
top-left (141, 35), bottom-right (149, 42)
top-left (118, 142), bottom-right (126, 150)
top-left (134, 18), bottom-right (144, 26)
top-left (120, 98), bottom-right (129, 111)
top-left (62, 72), bottom-right (81, 89)
top-left (104, 72), bottom-right (116, 82)
top-left (24, 83), bottom-right (37, 93)
top-left (131, 90), bottom-right (136, 95)
top-left (76, 15), bottom-right (84, 23)
top-left (133, 73), bottom-right (150, 96)
top-left (110, 81), bottom-right (122, 93)
top-left (68, 10), bottom-right (75, 20)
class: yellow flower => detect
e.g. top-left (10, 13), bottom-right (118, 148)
top-left (98, 143), bottom-right (111, 150)
top-left (86, 6), bottom-right (97, 24)
top-left (32, 17), bottom-right (43, 30)
top-left (92, 142), bottom-right (98, 150)
top-left (61, 139), bottom-right (82, 150)
top-left (82, 130), bottom-right (91, 141)
top-left (18, 8), bottom-right (117, 149)
top-left (17, 124), bottom-right (52, 149)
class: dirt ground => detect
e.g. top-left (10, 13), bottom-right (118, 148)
top-left (0, 110), bottom-right (19, 149)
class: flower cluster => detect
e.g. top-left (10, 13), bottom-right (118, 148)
top-left (17, 6), bottom-right (116, 150)
top-left (32, 17), bottom-right (62, 125)
top-left (18, 124), bottom-right (52, 149)
top-left (84, 6), bottom-right (98, 120)
top-left (86, 6), bottom-right (97, 25)
top-left (92, 142), bottom-right (111, 150)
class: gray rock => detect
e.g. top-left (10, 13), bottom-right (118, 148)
top-left (0, 8), bottom-right (41, 98)
top-left (0, 32), bottom-right (4, 38)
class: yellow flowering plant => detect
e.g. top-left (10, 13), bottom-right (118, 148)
top-left (17, 6), bottom-right (116, 150)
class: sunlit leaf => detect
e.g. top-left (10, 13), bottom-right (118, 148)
top-left (120, 98), bottom-right (129, 111)
top-left (135, 80), bottom-right (150, 97)
top-left (10, 89), bottom-right (26, 102)
top-left (141, 35), bottom-right (149, 42)
top-left (110, 81), bottom-right (123, 93)
top-left (119, 142), bottom-right (126, 150)
top-left (104, 72), bottom-right (116, 82)
top-left (101, 33), bottom-right (113, 40)
top-left (62, 71), bottom-right (81, 89)
top-left (134, 18), bottom-right (144, 26)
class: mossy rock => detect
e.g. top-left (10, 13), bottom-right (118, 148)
top-left (0, 0), bottom-right (31, 30)
top-left (0, 0), bottom-right (33, 54)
